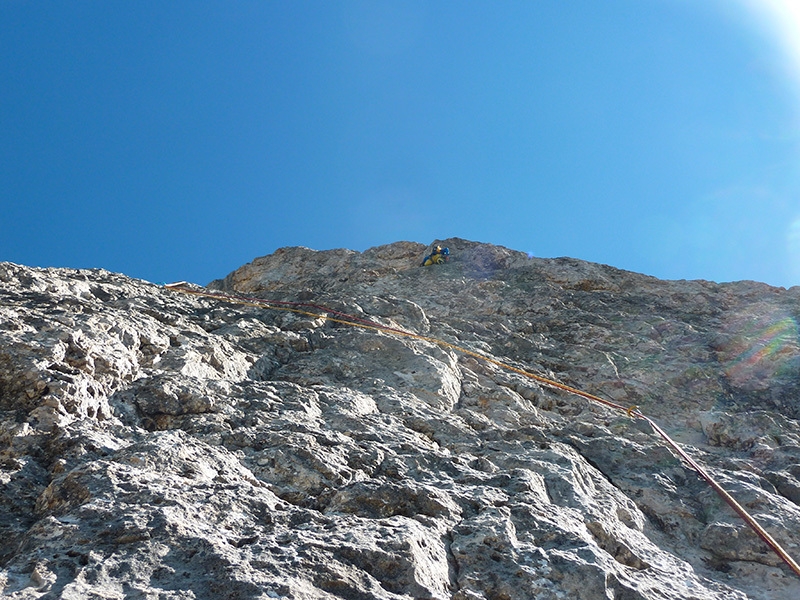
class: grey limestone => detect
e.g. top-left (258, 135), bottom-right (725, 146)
top-left (2, 239), bottom-right (800, 599)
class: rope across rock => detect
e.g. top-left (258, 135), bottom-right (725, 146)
top-left (165, 281), bottom-right (800, 578)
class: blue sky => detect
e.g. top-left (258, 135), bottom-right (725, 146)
top-left (2, 1), bottom-right (800, 287)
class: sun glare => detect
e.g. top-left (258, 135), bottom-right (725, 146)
top-left (733, 1), bottom-right (800, 286)
top-left (738, 0), bottom-right (800, 86)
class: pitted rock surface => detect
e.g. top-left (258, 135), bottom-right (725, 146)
top-left (2, 239), bottom-right (800, 599)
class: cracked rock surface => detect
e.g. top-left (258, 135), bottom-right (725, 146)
top-left (2, 238), bottom-right (800, 599)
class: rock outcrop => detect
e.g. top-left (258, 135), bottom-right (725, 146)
top-left (2, 238), bottom-right (800, 599)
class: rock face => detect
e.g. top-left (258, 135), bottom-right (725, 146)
top-left (2, 238), bottom-right (800, 599)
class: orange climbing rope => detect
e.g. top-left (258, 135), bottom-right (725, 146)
top-left (164, 281), bottom-right (800, 578)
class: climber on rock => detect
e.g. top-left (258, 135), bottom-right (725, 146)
top-left (421, 245), bottom-right (450, 266)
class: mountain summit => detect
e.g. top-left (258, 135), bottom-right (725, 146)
top-left (2, 239), bottom-right (800, 599)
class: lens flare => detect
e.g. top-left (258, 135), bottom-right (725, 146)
top-left (722, 312), bottom-right (799, 388)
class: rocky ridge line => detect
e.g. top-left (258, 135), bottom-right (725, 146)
top-left (1, 238), bottom-right (800, 599)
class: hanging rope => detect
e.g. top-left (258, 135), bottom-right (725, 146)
top-left (164, 281), bottom-right (800, 578)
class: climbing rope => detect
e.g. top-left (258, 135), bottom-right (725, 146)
top-left (164, 281), bottom-right (800, 578)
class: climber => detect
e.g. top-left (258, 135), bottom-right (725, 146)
top-left (421, 245), bottom-right (450, 266)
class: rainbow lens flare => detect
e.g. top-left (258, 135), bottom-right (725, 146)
top-left (722, 312), bottom-right (799, 389)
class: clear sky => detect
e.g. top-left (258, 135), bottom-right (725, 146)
top-left (2, 1), bottom-right (800, 287)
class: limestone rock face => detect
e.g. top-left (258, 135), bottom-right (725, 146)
top-left (2, 239), bottom-right (800, 599)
